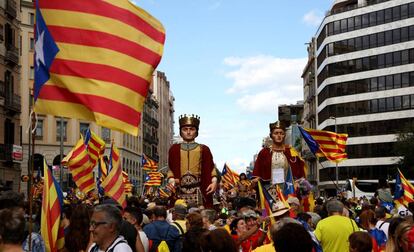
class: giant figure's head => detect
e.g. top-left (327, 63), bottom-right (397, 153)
top-left (269, 121), bottom-right (286, 145)
top-left (179, 114), bottom-right (200, 142)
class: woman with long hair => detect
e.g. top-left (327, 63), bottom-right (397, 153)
top-left (200, 228), bottom-right (237, 252)
top-left (63, 204), bottom-right (92, 252)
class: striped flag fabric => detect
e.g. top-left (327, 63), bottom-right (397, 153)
top-left (122, 171), bottom-right (133, 196)
top-left (84, 128), bottom-right (105, 168)
top-left (276, 185), bottom-right (290, 209)
top-left (221, 163), bottom-right (239, 190)
top-left (141, 154), bottom-right (158, 171)
top-left (61, 137), bottom-right (95, 193)
top-left (257, 181), bottom-right (275, 240)
top-left (41, 160), bottom-right (65, 252)
top-left (101, 144), bottom-right (127, 208)
top-left (394, 169), bottom-right (414, 207)
top-left (144, 171), bottom-right (163, 186)
top-left (34, 0), bottom-right (166, 136)
top-left (299, 127), bottom-right (348, 163)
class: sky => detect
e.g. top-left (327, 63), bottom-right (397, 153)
top-left (134, 0), bottom-right (333, 174)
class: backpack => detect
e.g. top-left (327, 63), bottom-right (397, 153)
top-left (149, 225), bottom-right (172, 252)
top-left (90, 239), bottom-right (127, 252)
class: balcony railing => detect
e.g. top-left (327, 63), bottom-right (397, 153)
top-left (5, 45), bottom-right (19, 65)
top-left (4, 93), bottom-right (21, 112)
top-left (5, 0), bottom-right (16, 19)
top-left (0, 144), bottom-right (13, 162)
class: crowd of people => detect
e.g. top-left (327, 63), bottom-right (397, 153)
top-left (1, 189), bottom-right (414, 252)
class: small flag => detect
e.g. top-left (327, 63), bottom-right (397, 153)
top-left (394, 169), bottom-right (414, 207)
top-left (122, 171), bottom-right (133, 196)
top-left (221, 163), bottom-right (239, 190)
top-left (61, 137), bottom-right (94, 193)
top-left (84, 128), bottom-right (105, 168)
top-left (41, 160), bottom-right (65, 252)
top-left (141, 154), bottom-right (158, 171)
top-left (144, 171), bottom-right (163, 186)
top-left (101, 144), bottom-right (126, 208)
top-left (299, 127), bottom-right (348, 163)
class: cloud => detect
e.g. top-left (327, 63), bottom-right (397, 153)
top-left (217, 157), bottom-right (250, 174)
top-left (303, 10), bottom-right (324, 27)
top-left (223, 55), bottom-right (306, 113)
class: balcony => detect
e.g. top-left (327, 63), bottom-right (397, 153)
top-left (4, 93), bottom-right (21, 113)
top-left (5, 0), bottom-right (16, 19)
top-left (5, 45), bottom-right (19, 65)
top-left (0, 144), bottom-right (13, 162)
top-left (143, 133), bottom-right (158, 145)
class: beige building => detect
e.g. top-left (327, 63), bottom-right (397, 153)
top-left (0, 0), bottom-right (21, 192)
top-left (152, 71), bottom-right (174, 171)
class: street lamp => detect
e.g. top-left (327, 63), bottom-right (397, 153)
top-left (329, 116), bottom-right (338, 190)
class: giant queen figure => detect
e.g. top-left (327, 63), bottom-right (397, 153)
top-left (253, 121), bottom-right (306, 188)
top-left (168, 114), bottom-right (217, 207)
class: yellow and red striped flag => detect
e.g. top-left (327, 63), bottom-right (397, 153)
top-left (122, 171), bottom-right (133, 196)
top-left (62, 137), bottom-right (95, 193)
top-left (101, 144), bottom-right (127, 208)
top-left (84, 129), bottom-right (105, 168)
top-left (34, 0), bottom-right (165, 136)
top-left (299, 127), bottom-right (348, 163)
top-left (144, 171), bottom-right (163, 186)
top-left (41, 160), bottom-right (65, 252)
top-left (141, 154), bottom-right (158, 171)
top-left (221, 163), bottom-right (239, 190)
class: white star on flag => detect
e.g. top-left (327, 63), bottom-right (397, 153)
top-left (35, 26), bottom-right (45, 69)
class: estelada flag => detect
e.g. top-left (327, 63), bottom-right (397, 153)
top-left (34, 0), bottom-right (165, 136)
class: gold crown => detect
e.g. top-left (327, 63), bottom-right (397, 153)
top-left (179, 114), bottom-right (200, 129)
top-left (269, 121), bottom-right (286, 132)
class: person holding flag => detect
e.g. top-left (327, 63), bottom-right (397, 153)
top-left (168, 114), bottom-right (218, 208)
top-left (252, 121), bottom-right (306, 191)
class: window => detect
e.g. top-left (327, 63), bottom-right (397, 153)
top-left (56, 120), bottom-right (67, 141)
top-left (35, 119), bottom-right (43, 140)
top-left (378, 98), bottom-right (386, 112)
top-left (401, 4), bottom-right (408, 19)
top-left (79, 122), bottom-right (89, 137)
top-left (347, 17), bottom-right (354, 31)
top-left (385, 30), bottom-right (392, 45)
top-left (385, 8), bottom-right (392, 22)
top-left (377, 10), bottom-right (385, 24)
top-left (369, 34), bottom-right (376, 48)
top-left (334, 20), bottom-right (340, 34)
top-left (401, 27), bottom-right (408, 42)
top-left (101, 127), bottom-right (111, 143)
top-left (370, 77), bottom-right (378, 92)
top-left (394, 74), bottom-right (401, 89)
top-left (385, 53), bottom-right (393, 67)
top-left (377, 32), bottom-right (385, 47)
top-left (386, 75), bottom-right (393, 90)
top-left (371, 99), bottom-right (378, 113)
top-left (386, 97), bottom-right (394, 110)
top-left (378, 76), bottom-right (385, 91)
top-left (392, 6), bottom-right (400, 22)
top-left (362, 14), bottom-right (369, 28)
top-left (340, 19), bottom-right (347, 33)
top-left (378, 54), bottom-right (385, 68)
top-left (30, 66), bottom-right (34, 79)
top-left (403, 95), bottom-right (410, 108)
top-left (354, 15), bottom-right (361, 29)
top-left (394, 96), bottom-right (402, 110)
top-left (362, 35), bottom-right (370, 50)
top-left (30, 38), bottom-right (34, 50)
top-left (29, 13), bottom-right (34, 25)
top-left (402, 73), bottom-right (409, 87)
top-left (393, 29), bottom-right (401, 44)
top-left (393, 51), bottom-right (401, 66)
top-left (369, 12), bottom-right (376, 26)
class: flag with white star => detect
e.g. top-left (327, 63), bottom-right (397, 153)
top-left (34, 2), bottom-right (59, 100)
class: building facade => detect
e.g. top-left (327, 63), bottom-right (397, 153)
top-left (152, 71), bottom-right (174, 172)
top-left (314, 0), bottom-right (414, 191)
top-left (0, 0), bottom-right (21, 192)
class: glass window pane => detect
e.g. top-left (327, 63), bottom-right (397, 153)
top-left (386, 75), bottom-right (393, 90)
top-left (334, 20), bottom-right (340, 34)
top-left (362, 35), bottom-right (370, 50)
top-left (348, 17), bottom-right (354, 31)
top-left (409, 3), bottom-right (414, 18)
top-left (379, 98), bottom-right (386, 112)
top-left (370, 77), bottom-right (378, 92)
top-left (377, 10), bottom-right (385, 24)
top-left (385, 30), bottom-right (393, 45)
top-left (402, 72), bottom-right (409, 87)
top-left (394, 96), bottom-right (402, 110)
top-left (371, 99), bottom-right (378, 113)
top-left (393, 29), bottom-right (401, 43)
top-left (362, 14), bottom-right (369, 28)
top-left (402, 50), bottom-right (409, 64)
top-left (401, 4), bottom-right (408, 19)
top-left (378, 54), bottom-right (385, 68)
top-left (393, 51), bottom-right (401, 66)
top-left (394, 74), bottom-right (401, 89)
top-left (392, 6), bottom-right (400, 22)
top-left (385, 8), bottom-right (392, 23)
top-left (341, 19), bottom-right (347, 33)
top-left (369, 33), bottom-right (376, 48)
top-left (403, 95), bottom-right (410, 108)
top-left (401, 27), bottom-right (408, 42)
top-left (369, 12), bottom-right (376, 26)
top-left (378, 76), bottom-right (385, 90)
top-left (386, 97), bottom-right (394, 110)
top-left (410, 26), bottom-right (414, 41)
top-left (385, 53), bottom-right (393, 67)
top-left (355, 15), bottom-right (361, 29)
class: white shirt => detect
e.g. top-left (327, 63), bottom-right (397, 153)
top-left (88, 236), bottom-right (132, 252)
top-left (139, 230), bottom-right (149, 252)
top-left (375, 220), bottom-right (390, 239)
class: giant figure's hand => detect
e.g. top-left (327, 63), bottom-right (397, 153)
top-left (206, 182), bottom-right (217, 194)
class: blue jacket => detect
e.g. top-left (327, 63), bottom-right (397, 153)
top-left (143, 220), bottom-right (181, 252)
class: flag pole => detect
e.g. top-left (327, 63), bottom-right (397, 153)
top-left (28, 111), bottom-right (36, 252)
top-left (59, 117), bottom-right (64, 188)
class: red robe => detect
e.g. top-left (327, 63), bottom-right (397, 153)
top-left (253, 146), bottom-right (306, 181)
top-left (168, 143), bottom-right (215, 207)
